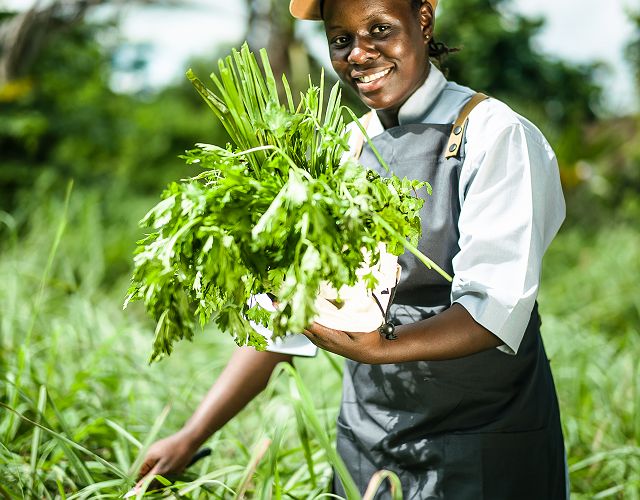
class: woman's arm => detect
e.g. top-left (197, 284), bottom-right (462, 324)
top-left (180, 347), bottom-right (293, 445)
top-left (136, 347), bottom-right (292, 484)
top-left (302, 303), bottom-right (502, 364)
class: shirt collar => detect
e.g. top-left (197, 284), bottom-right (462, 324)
top-left (398, 63), bottom-right (447, 125)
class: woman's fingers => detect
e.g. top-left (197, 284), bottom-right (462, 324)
top-left (131, 432), bottom-right (202, 496)
top-left (135, 461), bottom-right (165, 491)
top-left (136, 456), bottom-right (157, 480)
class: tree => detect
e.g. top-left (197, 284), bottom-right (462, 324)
top-left (0, 3), bottom-right (222, 212)
top-left (625, 9), bottom-right (640, 92)
top-left (434, 0), bottom-right (600, 130)
top-left (0, 1), bottom-right (93, 85)
top-left (244, 0), bottom-right (315, 96)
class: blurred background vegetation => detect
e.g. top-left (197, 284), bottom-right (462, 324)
top-left (0, 0), bottom-right (639, 497)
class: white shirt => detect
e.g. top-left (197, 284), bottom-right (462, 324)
top-left (266, 64), bottom-right (566, 357)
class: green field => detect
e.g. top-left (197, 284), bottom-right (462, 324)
top-left (0, 183), bottom-right (638, 499)
top-left (2, 0), bottom-right (639, 496)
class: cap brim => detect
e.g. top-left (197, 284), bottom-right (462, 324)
top-left (289, 0), bottom-right (322, 20)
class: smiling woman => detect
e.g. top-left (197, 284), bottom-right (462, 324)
top-left (285, 0), bottom-right (569, 498)
top-left (135, 0), bottom-right (569, 498)
top-left (323, 0), bottom-right (433, 124)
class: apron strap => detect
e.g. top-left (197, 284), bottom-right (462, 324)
top-left (351, 93), bottom-right (489, 162)
top-left (351, 111), bottom-right (375, 160)
top-left (445, 92), bottom-right (489, 160)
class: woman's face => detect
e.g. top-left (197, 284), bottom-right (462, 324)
top-left (323, 0), bottom-right (432, 113)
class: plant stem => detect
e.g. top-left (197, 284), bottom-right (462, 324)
top-left (342, 107), bottom-right (390, 173)
top-left (362, 470), bottom-right (403, 500)
top-left (375, 216), bottom-right (453, 283)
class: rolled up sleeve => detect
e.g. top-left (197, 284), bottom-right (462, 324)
top-left (452, 111), bottom-right (565, 354)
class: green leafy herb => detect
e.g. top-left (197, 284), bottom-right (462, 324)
top-left (125, 44), bottom-right (450, 362)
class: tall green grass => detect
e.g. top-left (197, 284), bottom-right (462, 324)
top-left (1, 184), bottom-right (639, 498)
top-left (0, 186), bottom-right (344, 498)
top-left (539, 220), bottom-right (640, 499)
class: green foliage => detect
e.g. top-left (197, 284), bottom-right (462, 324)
top-left (436, 0), bottom-right (601, 130)
top-left (432, 0), bottom-right (603, 189)
top-left (1, 186), bottom-right (639, 498)
top-left (558, 118), bottom-right (640, 228)
top-left (0, 3), bottom-right (638, 498)
top-left (0, 14), bottom-right (224, 213)
top-left (126, 45), bottom-right (433, 361)
top-left (625, 9), bottom-right (640, 91)
top-left (0, 188), bottom-right (344, 498)
top-left (539, 221), bottom-right (640, 498)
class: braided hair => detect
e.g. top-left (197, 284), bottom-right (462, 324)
top-left (410, 0), bottom-right (458, 66)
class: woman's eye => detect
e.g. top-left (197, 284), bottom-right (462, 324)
top-left (371, 25), bottom-right (390, 35)
top-left (332, 35), bottom-right (350, 47)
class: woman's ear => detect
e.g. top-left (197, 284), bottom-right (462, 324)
top-left (419, 2), bottom-right (434, 42)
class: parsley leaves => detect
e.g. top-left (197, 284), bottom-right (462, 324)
top-left (125, 45), bottom-right (449, 362)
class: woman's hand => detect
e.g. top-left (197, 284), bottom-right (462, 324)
top-left (302, 322), bottom-right (384, 364)
top-left (135, 429), bottom-right (199, 490)
top-left (303, 304), bottom-right (503, 364)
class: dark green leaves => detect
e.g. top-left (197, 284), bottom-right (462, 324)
top-left (126, 44), bottom-right (442, 362)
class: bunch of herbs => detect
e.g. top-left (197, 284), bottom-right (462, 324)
top-left (125, 44), bottom-right (448, 362)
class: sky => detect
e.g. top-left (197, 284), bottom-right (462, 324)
top-left (3, 0), bottom-right (638, 113)
top-left (514, 0), bottom-right (638, 113)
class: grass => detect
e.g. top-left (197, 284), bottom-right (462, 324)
top-left (539, 219), bottom-right (640, 499)
top-left (0, 185), bottom-right (345, 498)
top-left (0, 184), bottom-right (639, 498)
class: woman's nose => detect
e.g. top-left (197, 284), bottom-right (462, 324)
top-left (347, 38), bottom-right (378, 65)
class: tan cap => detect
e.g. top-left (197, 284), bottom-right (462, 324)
top-left (290, 0), bottom-right (438, 21)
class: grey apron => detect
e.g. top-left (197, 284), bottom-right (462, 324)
top-left (333, 120), bottom-right (567, 499)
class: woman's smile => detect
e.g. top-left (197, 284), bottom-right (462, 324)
top-left (352, 67), bottom-right (393, 91)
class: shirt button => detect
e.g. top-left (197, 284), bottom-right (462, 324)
top-left (453, 126), bottom-right (462, 135)
top-left (449, 144), bottom-right (457, 152)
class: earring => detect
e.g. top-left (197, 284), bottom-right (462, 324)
top-left (425, 34), bottom-right (431, 40)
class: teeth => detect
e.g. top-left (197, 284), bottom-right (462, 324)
top-left (357, 68), bottom-right (390, 83)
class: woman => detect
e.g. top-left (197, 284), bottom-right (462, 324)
top-left (137, 0), bottom-right (568, 497)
